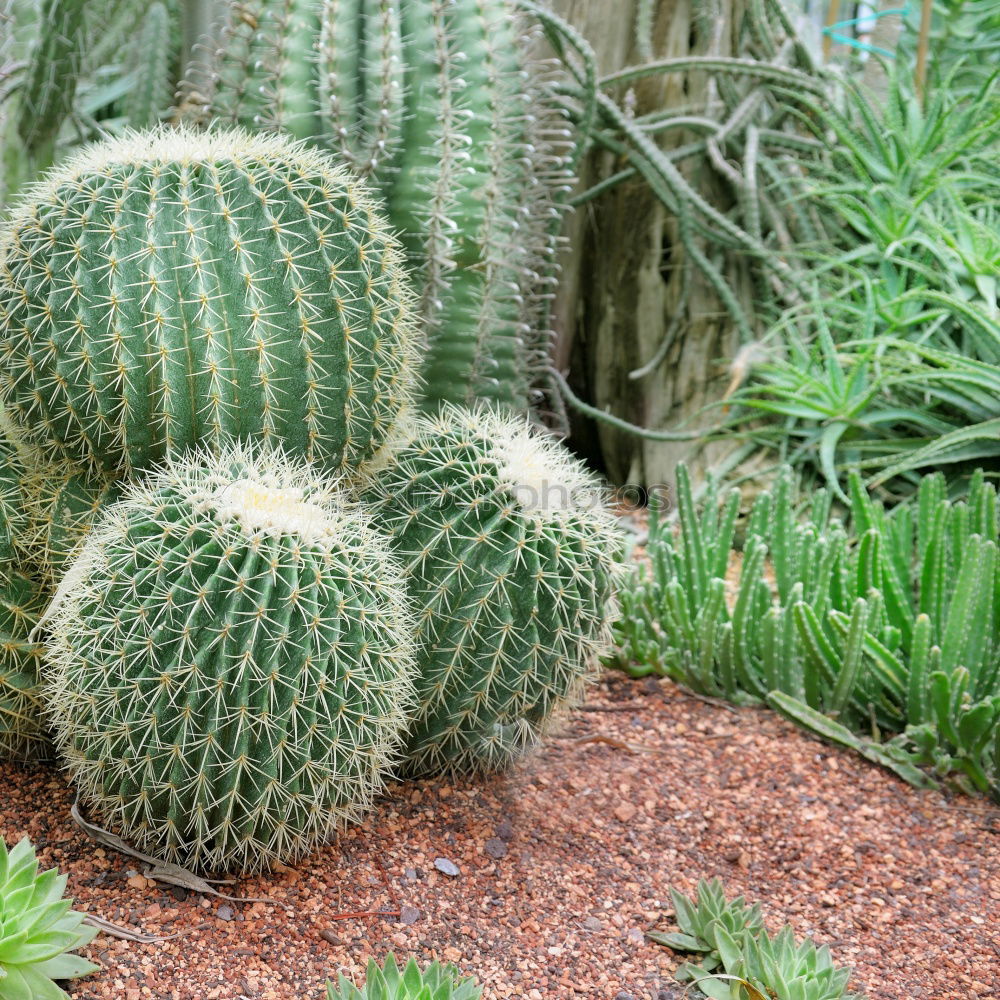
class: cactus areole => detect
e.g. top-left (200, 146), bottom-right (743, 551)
top-left (0, 127), bottom-right (419, 476)
top-left (45, 443), bottom-right (416, 873)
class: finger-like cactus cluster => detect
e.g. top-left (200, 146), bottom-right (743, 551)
top-left (0, 126), bottom-right (419, 477)
top-left (45, 443), bottom-right (416, 873)
top-left (360, 407), bottom-right (623, 776)
top-left (199, 0), bottom-right (570, 416)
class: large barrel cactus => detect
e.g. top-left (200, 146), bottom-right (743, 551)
top-left (358, 406), bottom-right (624, 776)
top-left (198, 0), bottom-right (568, 416)
top-left (0, 126), bottom-right (419, 476)
top-left (45, 443), bottom-right (416, 873)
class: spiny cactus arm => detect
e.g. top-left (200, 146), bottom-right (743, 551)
top-left (124, 2), bottom-right (174, 129)
top-left (318, 0), bottom-right (404, 175)
top-left (16, 0), bottom-right (86, 159)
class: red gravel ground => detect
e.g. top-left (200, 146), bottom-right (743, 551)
top-left (2, 672), bottom-right (997, 1000)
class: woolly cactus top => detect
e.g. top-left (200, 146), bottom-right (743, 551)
top-left (0, 125), bottom-right (419, 475)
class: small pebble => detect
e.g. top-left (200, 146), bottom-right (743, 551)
top-left (434, 857), bottom-right (460, 877)
top-left (484, 837), bottom-right (508, 860)
top-left (399, 905), bottom-right (421, 926)
top-left (583, 916), bottom-right (603, 931)
top-left (404, 867), bottom-right (418, 882)
top-left (217, 904), bottom-right (234, 921)
top-left (496, 818), bottom-right (514, 841)
top-left (319, 929), bottom-right (344, 946)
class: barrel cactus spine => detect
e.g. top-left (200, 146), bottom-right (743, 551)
top-left (45, 442), bottom-right (417, 873)
top-left (0, 125), bottom-right (420, 477)
top-left (358, 406), bottom-right (625, 776)
top-left (197, 0), bottom-right (572, 417)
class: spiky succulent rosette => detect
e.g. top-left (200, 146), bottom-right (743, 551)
top-left (0, 571), bottom-right (47, 762)
top-left (45, 443), bottom-right (416, 873)
top-left (0, 126), bottom-right (419, 476)
top-left (358, 406), bottom-right (625, 776)
top-left (327, 953), bottom-right (482, 1000)
top-left (0, 837), bottom-right (99, 999)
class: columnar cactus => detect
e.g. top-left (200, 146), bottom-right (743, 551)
top-left (199, 0), bottom-right (569, 416)
top-left (0, 126), bottom-right (419, 476)
top-left (358, 406), bottom-right (624, 776)
top-left (45, 443), bottom-right (416, 873)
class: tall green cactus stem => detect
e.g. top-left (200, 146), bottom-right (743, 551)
top-left (359, 406), bottom-right (623, 776)
top-left (0, 570), bottom-right (46, 761)
top-left (0, 126), bottom-right (419, 476)
top-left (123, 2), bottom-right (174, 129)
top-left (45, 443), bottom-right (416, 873)
top-left (15, 0), bottom-right (86, 162)
top-left (201, 0), bottom-right (570, 415)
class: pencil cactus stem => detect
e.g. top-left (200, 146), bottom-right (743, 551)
top-left (0, 126), bottom-right (419, 476)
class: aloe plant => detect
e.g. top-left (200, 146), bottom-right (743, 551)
top-left (652, 879), bottom-right (862, 1000)
top-left (611, 463), bottom-right (1000, 799)
top-left (327, 954), bottom-right (481, 1000)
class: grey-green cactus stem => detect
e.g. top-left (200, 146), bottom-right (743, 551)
top-left (0, 126), bottom-right (419, 476)
top-left (359, 406), bottom-right (624, 776)
top-left (16, 0), bottom-right (86, 162)
top-left (199, 0), bottom-right (569, 416)
top-left (45, 443), bottom-right (417, 873)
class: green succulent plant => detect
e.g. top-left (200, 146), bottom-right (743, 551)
top-left (198, 0), bottom-right (570, 416)
top-left (45, 442), bottom-right (416, 873)
top-left (0, 836), bottom-right (99, 1000)
top-left (0, 125), bottom-right (419, 477)
top-left (611, 462), bottom-right (1000, 800)
top-left (326, 954), bottom-right (481, 1000)
top-left (655, 879), bottom-right (861, 1000)
top-left (359, 405), bottom-right (624, 776)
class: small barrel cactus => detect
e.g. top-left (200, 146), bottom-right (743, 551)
top-left (0, 571), bottom-right (46, 761)
top-left (45, 443), bottom-right (416, 873)
top-left (199, 0), bottom-right (569, 416)
top-left (0, 126), bottom-right (419, 476)
top-left (327, 954), bottom-right (482, 1000)
top-left (358, 406), bottom-right (624, 776)
top-left (0, 837), bottom-right (100, 998)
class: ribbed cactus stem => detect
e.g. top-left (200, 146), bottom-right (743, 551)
top-left (200, 0), bottom-right (569, 415)
top-left (359, 406), bottom-right (624, 775)
top-left (0, 571), bottom-right (46, 761)
top-left (16, 0), bottom-right (86, 158)
top-left (0, 126), bottom-right (419, 476)
top-left (45, 443), bottom-right (416, 873)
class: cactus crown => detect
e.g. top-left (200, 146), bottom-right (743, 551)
top-left (360, 406), bottom-right (624, 776)
top-left (45, 442), bottom-right (416, 873)
top-left (0, 125), bottom-right (419, 476)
